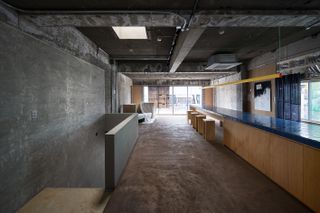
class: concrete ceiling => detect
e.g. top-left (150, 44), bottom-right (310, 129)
top-left (3, 0), bottom-right (320, 10)
top-left (78, 27), bottom-right (176, 60)
top-left (3, 0), bottom-right (320, 81)
top-left (78, 26), bottom-right (320, 62)
top-left (185, 27), bottom-right (320, 61)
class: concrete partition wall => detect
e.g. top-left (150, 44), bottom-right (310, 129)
top-left (105, 113), bottom-right (139, 191)
top-left (105, 113), bottom-right (132, 132)
top-left (0, 22), bottom-right (108, 213)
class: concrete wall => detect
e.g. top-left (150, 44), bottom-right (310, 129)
top-left (117, 73), bottom-right (133, 112)
top-left (213, 73), bottom-right (243, 111)
top-left (0, 2), bottom-right (113, 114)
top-left (0, 22), bottom-right (106, 213)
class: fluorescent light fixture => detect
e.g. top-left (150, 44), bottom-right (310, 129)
top-left (112, 26), bottom-right (147, 39)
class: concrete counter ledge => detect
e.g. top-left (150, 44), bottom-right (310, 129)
top-left (105, 113), bottom-right (139, 191)
top-left (191, 105), bottom-right (320, 149)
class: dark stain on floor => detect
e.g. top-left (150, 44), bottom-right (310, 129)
top-left (104, 116), bottom-right (312, 213)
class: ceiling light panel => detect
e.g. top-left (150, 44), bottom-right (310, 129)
top-left (112, 26), bottom-right (147, 39)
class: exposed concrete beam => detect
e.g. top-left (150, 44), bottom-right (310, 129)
top-left (191, 10), bottom-right (320, 27)
top-left (169, 28), bottom-right (206, 73)
top-left (122, 72), bottom-right (228, 80)
top-left (21, 13), bottom-right (187, 27)
top-left (118, 62), bottom-right (169, 72)
top-left (19, 10), bottom-right (320, 27)
top-left (177, 62), bottom-right (236, 72)
top-left (117, 61), bottom-right (238, 73)
top-left (132, 79), bottom-right (211, 86)
top-left (113, 56), bottom-right (168, 61)
top-left (0, 2), bottom-right (111, 70)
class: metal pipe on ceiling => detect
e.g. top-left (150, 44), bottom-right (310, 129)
top-left (167, 28), bottom-right (181, 65)
top-left (185, 0), bottom-right (199, 31)
top-left (166, 0), bottom-right (199, 66)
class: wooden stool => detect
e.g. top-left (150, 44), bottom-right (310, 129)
top-left (190, 112), bottom-right (199, 128)
top-left (197, 115), bottom-right (206, 135)
top-left (187, 110), bottom-right (193, 124)
top-left (196, 115), bottom-right (206, 133)
top-left (204, 119), bottom-right (215, 143)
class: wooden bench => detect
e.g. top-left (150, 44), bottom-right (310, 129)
top-left (187, 110), bottom-right (193, 124)
top-left (204, 119), bottom-right (215, 143)
top-left (190, 112), bottom-right (199, 129)
top-left (196, 115), bottom-right (206, 133)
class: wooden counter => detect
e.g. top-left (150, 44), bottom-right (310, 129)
top-left (224, 118), bottom-right (320, 212)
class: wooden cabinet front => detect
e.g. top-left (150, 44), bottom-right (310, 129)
top-left (223, 119), bottom-right (319, 212)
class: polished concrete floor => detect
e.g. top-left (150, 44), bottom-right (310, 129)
top-left (105, 116), bottom-right (312, 213)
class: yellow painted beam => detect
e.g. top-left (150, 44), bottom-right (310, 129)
top-left (203, 73), bottom-right (282, 89)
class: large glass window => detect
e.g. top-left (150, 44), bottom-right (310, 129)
top-left (173, 86), bottom-right (188, 114)
top-left (301, 81), bottom-right (320, 123)
top-left (188, 86), bottom-right (202, 106)
top-left (143, 86), bottom-right (149, 102)
top-left (142, 86), bottom-right (202, 115)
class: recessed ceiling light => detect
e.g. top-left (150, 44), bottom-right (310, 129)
top-left (112, 26), bottom-right (147, 39)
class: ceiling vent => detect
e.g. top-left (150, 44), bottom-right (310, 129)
top-left (205, 54), bottom-right (241, 70)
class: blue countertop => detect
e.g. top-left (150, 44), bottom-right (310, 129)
top-left (192, 105), bottom-right (320, 149)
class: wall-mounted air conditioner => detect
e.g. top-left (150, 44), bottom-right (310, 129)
top-left (205, 54), bottom-right (241, 70)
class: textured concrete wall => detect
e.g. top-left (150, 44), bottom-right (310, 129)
top-left (0, 2), bottom-right (111, 71)
top-left (213, 73), bottom-right (243, 111)
top-left (105, 69), bottom-right (112, 113)
top-left (117, 73), bottom-right (133, 112)
top-left (0, 22), bottom-right (106, 213)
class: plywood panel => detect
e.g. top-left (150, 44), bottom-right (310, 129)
top-left (227, 120), bottom-right (271, 176)
top-left (270, 135), bottom-right (289, 190)
top-left (287, 141), bottom-right (304, 201)
top-left (132, 85), bottom-right (142, 104)
top-left (233, 121), bottom-right (244, 156)
top-left (269, 135), bottom-right (304, 201)
top-left (303, 146), bottom-right (320, 212)
top-left (239, 123), bottom-right (251, 161)
top-left (249, 128), bottom-right (271, 176)
top-left (223, 118), bottom-right (317, 211)
top-left (223, 119), bottom-right (233, 149)
top-left (202, 88), bottom-right (213, 108)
